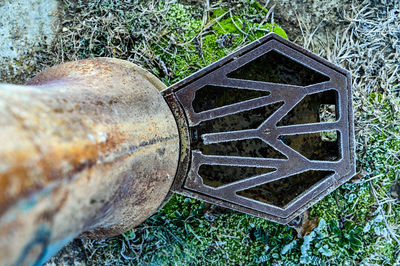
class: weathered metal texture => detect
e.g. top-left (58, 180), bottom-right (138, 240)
top-left (0, 58), bottom-right (179, 265)
top-left (163, 33), bottom-right (356, 224)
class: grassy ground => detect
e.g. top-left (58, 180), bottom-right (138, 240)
top-left (43, 0), bottom-right (400, 264)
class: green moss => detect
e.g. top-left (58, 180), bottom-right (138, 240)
top-left (151, 11), bottom-right (399, 259)
top-left (211, 7), bottom-right (287, 40)
top-left (62, 1), bottom-right (400, 264)
top-left (164, 4), bottom-right (203, 42)
top-left (202, 34), bottom-right (227, 61)
top-left (272, 25), bottom-right (288, 39)
top-left (131, 2), bottom-right (399, 265)
top-left (154, 4), bottom-right (288, 85)
top-left (126, 194), bottom-right (299, 264)
top-left (252, 1), bottom-right (269, 15)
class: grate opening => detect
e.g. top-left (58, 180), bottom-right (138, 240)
top-left (192, 85), bottom-right (270, 113)
top-left (195, 102), bottom-right (283, 134)
top-left (227, 50), bottom-right (330, 86)
top-left (199, 165), bottom-right (275, 188)
top-left (277, 90), bottom-right (338, 126)
top-left (237, 170), bottom-right (334, 208)
top-left (279, 131), bottom-right (340, 161)
top-left (192, 138), bottom-right (287, 158)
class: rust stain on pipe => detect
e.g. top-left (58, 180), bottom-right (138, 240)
top-left (0, 58), bottom-right (179, 265)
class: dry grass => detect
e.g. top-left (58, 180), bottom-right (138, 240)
top-left (302, 2), bottom-right (400, 262)
top-left (48, 0), bottom-right (279, 83)
top-left (46, 0), bottom-right (173, 77)
top-left (39, 0), bottom-right (400, 264)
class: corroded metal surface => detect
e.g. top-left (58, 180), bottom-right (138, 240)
top-left (0, 58), bottom-right (179, 265)
top-left (163, 33), bottom-right (356, 224)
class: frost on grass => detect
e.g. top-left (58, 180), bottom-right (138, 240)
top-left (45, 0), bottom-right (400, 265)
top-left (308, 1), bottom-right (400, 264)
top-left (50, 0), bottom-right (287, 85)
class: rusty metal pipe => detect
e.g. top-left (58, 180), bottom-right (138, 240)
top-left (0, 58), bottom-right (179, 265)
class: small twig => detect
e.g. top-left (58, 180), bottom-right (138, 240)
top-left (306, 19), bottom-right (325, 49)
top-left (258, 4), bottom-right (275, 27)
top-left (177, 10), bottom-right (229, 47)
top-left (229, 10), bottom-right (247, 37)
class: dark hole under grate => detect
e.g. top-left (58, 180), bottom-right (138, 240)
top-left (227, 50), bottom-right (330, 86)
top-left (193, 85), bottom-right (270, 113)
top-left (236, 170), bottom-right (335, 208)
top-left (199, 165), bottom-right (275, 188)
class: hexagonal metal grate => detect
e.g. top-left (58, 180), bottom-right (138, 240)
top-left (162, 33), bottom-right (355, 224)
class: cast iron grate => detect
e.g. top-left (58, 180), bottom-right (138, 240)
top-left (162, 33), bottom-right (355, 224)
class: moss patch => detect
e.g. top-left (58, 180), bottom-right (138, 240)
top-left (153, 4), bottom-right (288, 84)
top-left (45, 0), bottom-right (400, 265)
